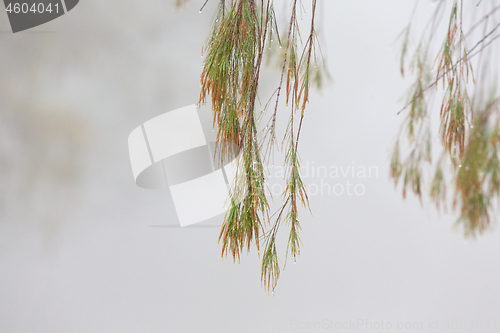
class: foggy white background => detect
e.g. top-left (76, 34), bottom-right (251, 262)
top-left (1, 1), bottom-right (500, 332)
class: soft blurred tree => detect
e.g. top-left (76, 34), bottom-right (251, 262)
top-left (391, 0), bottom-right (500, 238)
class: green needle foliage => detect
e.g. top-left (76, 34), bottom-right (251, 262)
top-left (392, 0), bottom-right (500, 238)
top-left (197, 0), bottom-right (328, 293)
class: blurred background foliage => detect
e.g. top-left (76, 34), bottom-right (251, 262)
top-left (391, 0), bottom-right (500, 237)
top-left (0, 0), bottom-right (213, 251)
